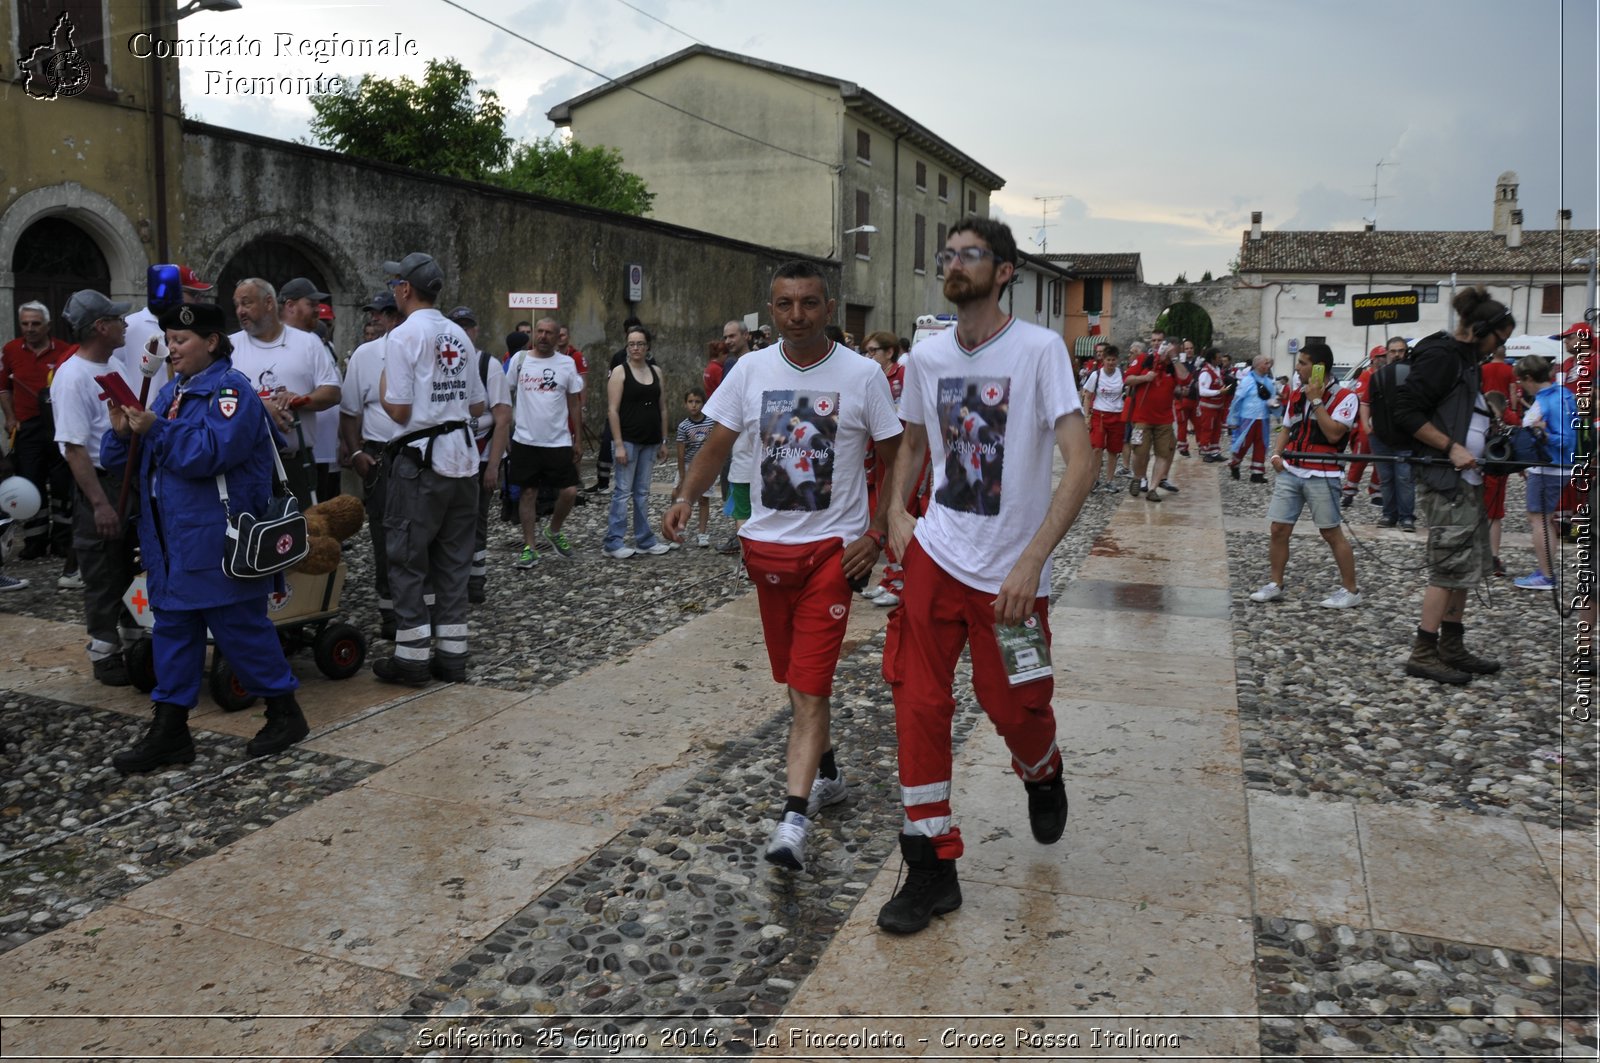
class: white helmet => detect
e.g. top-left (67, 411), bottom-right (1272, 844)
top-left (0, 476), bottom-right (41, 521)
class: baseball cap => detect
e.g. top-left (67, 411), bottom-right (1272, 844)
top-left (178, 265), bottom-right (214, 293)
top-left (447, 305), bottom-right (477, 326)
top-left (280, 277), bottom-right (331, 303)
top-left (62, 290), bottom-right (131, 332)
top-left (1554, 322), bottom-right (1593, 338)
top-left (382, 252), bottom-right (445, 297)
top-left (361, 291), bottom-right (398, 313)
top-left (317, 302), bottom-right (335, 323)
top-left (506, 331), bottom-right (530, 355)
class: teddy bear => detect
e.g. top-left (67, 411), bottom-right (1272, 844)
top-left (292, 494), bottom-right (366, 575)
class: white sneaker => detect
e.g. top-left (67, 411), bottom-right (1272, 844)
top-left (1319, 588), bottom-right (1362, 609)
top-left (1249, 582), bottom-right (1283, 603)
top-left (604, 546), bottom-right (636, 559)
top-left (639, 542), bottom-right (672, 556)
top-left (860, 585), bottom-right (885, 602)
top-left (806, 772), bottom-right (848, 818)
top-left (57, 571), bottom-right (84, 590)
top-left (764, 811), bottom-right (809, 871)
top-left (873, 590), bottom-right (901, 607)
top-left (695, 533), bottom-right (711, 548)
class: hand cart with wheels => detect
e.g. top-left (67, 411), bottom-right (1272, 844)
top-left (120, 561), bottom-right (367, 710)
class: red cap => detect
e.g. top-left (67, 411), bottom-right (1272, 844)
top-left (316, 302), bottom-right (335, 322)
top-left (1555, 322), bottom-right (1593, 338)
top-left (178, 265), bottom-right (213, 292)
top-left (1369, 345), bottom-right (1385, 357)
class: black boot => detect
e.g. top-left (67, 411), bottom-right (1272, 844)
top-left (247, 693), bottom-right (310, 757)
top-left (430, 653), bottom-right (468, 683)
top-left (1024, 768), bottom-right (1069, 843)
top-left (113, 703), bottom-right (194, 773)
top-left (1438, 621), bottom-right (1501, 674)
top-left (372, 655), bottom-right (430, 686)
top-left (876, 834), bottom-right (962, 935)
top-left (1404, 629), bottom-right (1470, 685)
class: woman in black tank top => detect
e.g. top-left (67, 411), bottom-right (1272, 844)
top-left (603, 327), bottom-right (670, 556)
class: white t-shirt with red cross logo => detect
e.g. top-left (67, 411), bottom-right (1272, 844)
top-left (382, 307), bottom-right (486, 478)
top-left (901, 317), bottom-right (1082, 596)
top-left (703, 341), bottom-right (901, 545)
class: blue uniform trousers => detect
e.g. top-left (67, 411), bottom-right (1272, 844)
top-left (151, 599), bottom-right (298, 709)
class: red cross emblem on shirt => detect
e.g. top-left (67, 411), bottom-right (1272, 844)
top-left (130, 589), bottom-right (148, 615)
top-left (439, 342), bottom-right (461, 368)
top-left (981, 383), bottom-right (1003, 405)
top-left (813, 396), bottom-right (834, 416)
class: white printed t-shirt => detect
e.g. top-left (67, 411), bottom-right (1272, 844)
top-left (703, 341), bottom-right (900, 545)
top-left (51, 354), bottom-right (115, 468)
top-left (111, 307), bottom-right (172, 397)
top-left (382, 307), bottom-right (486, 479)
top-left (1082, 366), bottom-right (1124, 413)
top-left (227, 325), bottom-right (342, 454)
top-left (340, 337), bottom-right (401, 445)
top-left (901, 317), bottom-right (1082, 597)
top-left (509, 352), bottom-right (582, 448)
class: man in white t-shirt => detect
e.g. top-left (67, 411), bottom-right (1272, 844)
top-left (1248, 343), bottom-right (1363, 610)
top-left (664, 261), bottom-right (901, 875)
top-left (279, 277), bottom-right (344, 501)
top-left (506, 316), bottom-right (582, 568)
top-left (370, 252), bottom-right (487, 686)
top-left (54, 290), bottom-right (141, 686)
top-left (1079, 344), bottom-right (1125, 488)
top-left (339, 290), bottom-right (403, 639)
top-left (229, 278), bottom-right (342, 504)
top-left (876, 218), bottom-right (1094, 935)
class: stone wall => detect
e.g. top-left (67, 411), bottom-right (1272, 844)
top-left (178, 123), bottom-right (838, 430)
top-left (1107, 278), bottom-right (1262, 360)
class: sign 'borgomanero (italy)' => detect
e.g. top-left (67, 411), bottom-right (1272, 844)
top-left (1351, 290), bottom-right (1421, 326)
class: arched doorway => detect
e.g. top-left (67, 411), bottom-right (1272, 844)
top-left (12, 217), bottom-right (112, 343)
top-left (215, 238), bottom-right (333, 333)
top-left (1154, 299), bottom-right (1214, 351)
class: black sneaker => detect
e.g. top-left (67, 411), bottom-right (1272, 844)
top-left (1229, 464), bottom-right (1241, 481)
top-left (1157, 479), bottom-right (1179, 493)
top-left (1024, 771), bottom-right (1068, 844)
top-left (372, 655), bottom-right (430, 687)
top-left (876, 834), bottom-right (962, 935)
top-left (94, 655), bottom-right (131, 687)
top-left (1249, 473), bottom-right (1267, 484)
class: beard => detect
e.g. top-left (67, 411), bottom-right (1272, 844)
top-left (942, 270), bottom-right (995, 306)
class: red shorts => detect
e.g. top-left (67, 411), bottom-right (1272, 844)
top-left (1089, 409), bottom-right (1125, 453)
top-left (1483, 473), bottom-right (1507, 521)
top-left (741, 537), bottom-right (851, 697)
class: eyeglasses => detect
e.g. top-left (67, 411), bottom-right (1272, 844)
top-left (933, 247), bottom-right (1000, 268)
top-left (385, 278), bottom-right (407, 289)
top-left (865, 344), bottom-right (889, 354)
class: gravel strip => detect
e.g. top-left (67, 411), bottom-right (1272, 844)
top-left (1221, 469), bottom-right (1596, 832)
top-left (1254, 917), bottom-right (1597, 1058)
top-left (0, 691), bottom-right (380, 954)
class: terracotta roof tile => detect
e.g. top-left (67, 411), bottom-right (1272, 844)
top-left (1237, 229), bottom-right (1599, 274)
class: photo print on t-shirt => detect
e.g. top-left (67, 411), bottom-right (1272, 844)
top-left (759, 389), bottom-right (839, 512)
top-left (935, 375), bottom-right (1008, 515)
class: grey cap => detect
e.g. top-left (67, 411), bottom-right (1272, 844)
top-left (279, 277), bottom-right (331, 302)
top-left (62, 290), bottom-right (131, 332)
top-left (361, 291), bottom-right (398, 313)
top-left (447, 305), bottom-right (477, 325)
top-left (381, 252), bottom-right (445, 297)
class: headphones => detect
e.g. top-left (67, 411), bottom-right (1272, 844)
top-left (1470, 307), bottom-right (1513, 339)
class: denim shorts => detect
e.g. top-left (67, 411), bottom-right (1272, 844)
top-left (1266, 471), bottom-right (1344, 529)
top-left (1526, 471), bottom-right (1566, 514)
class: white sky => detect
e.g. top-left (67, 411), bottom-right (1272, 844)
top-left (173, 0), bottom-right (1600, 282)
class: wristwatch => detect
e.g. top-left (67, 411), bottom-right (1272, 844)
top-left (864, 529), bottom-right (886, 548)
top-left (668, 498), bottom-right (689, 507)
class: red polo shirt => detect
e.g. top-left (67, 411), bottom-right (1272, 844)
top-left (0, 336), bottom-right (76, 422)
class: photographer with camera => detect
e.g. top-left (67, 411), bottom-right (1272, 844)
top-left (1124, 341), bottom-right (1188, 501)
top-left (1391, 287), bottom-right (1515, 685)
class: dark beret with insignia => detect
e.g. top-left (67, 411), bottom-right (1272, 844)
top-left (158, 302), bottom-right (233, 359)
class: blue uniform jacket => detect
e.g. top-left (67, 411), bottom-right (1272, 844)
top-left (101, 356), bottom-right (284, 611)
top-left (1227, 370), bottom-right (1278, 426)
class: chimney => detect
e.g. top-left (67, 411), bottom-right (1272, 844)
top-left (1250, 211), bottom-right (1262, 241)
top-left (1507, 209), bottom-right (1523, 249)
top-left (1364, 221), bottom-right (1375, 233)
top-left (1559, 208), bottom-right (1572, 232)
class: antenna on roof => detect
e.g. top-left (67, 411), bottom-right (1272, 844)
top-left (1032, 194), bottom-right (1065, 252)
top-left (1363, 158), bottom-right (1396, 230)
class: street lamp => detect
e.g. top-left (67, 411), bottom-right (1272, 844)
top-left (177, 0), bottom-right (241, 16)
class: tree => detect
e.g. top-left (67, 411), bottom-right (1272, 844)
top-left (1153, 301), bottom-right (1214, 350)
top-left (494, 136), bottom-right (655, 217)
top-left (309, 58), bottom-right (511, 182)
top-left (1200, 270), bottom-right (1214, 283)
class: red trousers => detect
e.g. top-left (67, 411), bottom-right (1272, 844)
top-left (1196, 402), bottom-right (1226, 454)
top-left (882, 539), bottom-right (1059, 860)
top-left (1174, 399), bottom-right (1200, 448)
top-left (1230, 418), bottom-right (1270, 473)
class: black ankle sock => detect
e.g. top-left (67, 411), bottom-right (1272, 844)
top-left (1416, 626), bottom-right (1439, 643)
top-left (819, 750), bottom-right (838, 780)
top-left (783, 795), bottom-right (809, 818)
top-left (1440, 621), bottom-right (1464, 635)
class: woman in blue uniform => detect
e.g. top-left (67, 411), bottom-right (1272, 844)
top-left (104, 303), bottom-right (308, 773)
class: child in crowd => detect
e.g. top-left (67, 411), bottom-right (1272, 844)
top-left (675, 387), bottom-right (715, 546)
top-left (1512, 355), bottom-right (1577, 590)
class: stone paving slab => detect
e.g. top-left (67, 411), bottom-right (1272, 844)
top-left (0, 903), bottom-right (417, 1061)
top-left (1058, 696), bottom-right (1242, 791)
top-left (122, 786), bottom-right (612, 980)
top-left (300, 684), bottom-right (535, 765)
